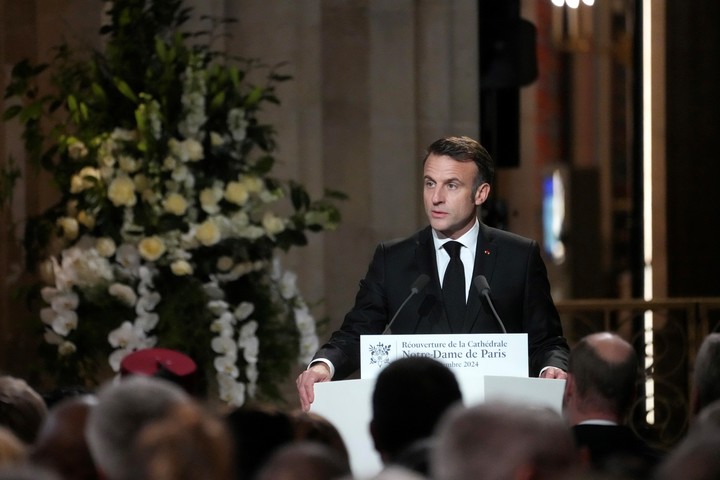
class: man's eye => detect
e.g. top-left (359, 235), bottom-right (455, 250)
top-left (447, 183), bottom-right (458, 189)
top-left (425, 181), bottom-right (435, 188)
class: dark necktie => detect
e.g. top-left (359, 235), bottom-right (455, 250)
top-left (442, 241), bottom-right (466, 330)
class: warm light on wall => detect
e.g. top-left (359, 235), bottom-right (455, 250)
top-left (551, 0), bottom-right (595, 7)
top-left (551, 0), bottom-right (595, 51)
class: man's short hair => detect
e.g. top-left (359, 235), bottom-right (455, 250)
top-left (371, 357), bottom-right (462, 460)
top-left (424, 136), bottom-right (495, 188)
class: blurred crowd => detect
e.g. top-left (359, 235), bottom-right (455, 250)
top-left (1, 331), bottom-right (719, 480)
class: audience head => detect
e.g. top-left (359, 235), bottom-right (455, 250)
top-left (0, 465), bottom-right (61, 480)
top-left (127, 402), bottom-right (234, 480)
top-left (694, 398), bottom-right (720, 431)
top-left (654, 423), bottom-right (720, 480)
top-left (0, 375), bottom-right (48, 445)
top-left (255, 442), bottom-right (351, 480)
top-left (84, 375), bottom-right (191, 480)
top-left (30, 394), bottom-right (99, 480)
top-left (563, 332), bottom-right (639, 424)
top-left (431, 402), bottom-right (578, 480)
top-left (290, 410), bottom-right (349, 468)
top-left (370, 357), bottom-right (462, 464)
top-left (691, 332), bottom-right (720, 416)
top-left (223, 403), bottom-right (294, 480)
top-left (0, 426), bottom-right (26, 467)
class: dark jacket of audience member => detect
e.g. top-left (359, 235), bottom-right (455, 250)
top-left (562, 332), bottom-right (665, 479)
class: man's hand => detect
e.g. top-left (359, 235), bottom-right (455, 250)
top-left (296, 362), bottom-right (332, 412)
top-left (540, 366), bottom-right (568, 380)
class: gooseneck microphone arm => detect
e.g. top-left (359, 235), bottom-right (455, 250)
top-left (473, 275), bottom-right (507, 334)
top-left (382, 274), bottom-right (430, 335)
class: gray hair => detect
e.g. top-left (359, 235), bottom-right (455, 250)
top-left (85, 375), bottom-right (190, 480)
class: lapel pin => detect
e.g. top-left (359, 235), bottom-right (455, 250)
top-left (484, 249), bottom-right (491, 255)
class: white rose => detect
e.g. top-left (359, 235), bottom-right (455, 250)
top-left (196, 219), bottom-right (221, 246)
top-left (77, 210), bottom-right (95, 229)
top-left (170, 259), bottom-right (193, 276)
top-left (241, 176), bottom-right (264, 194)
top-left (118, 155), bottom-right (140, 173)
top-left (262, 212), bottom-right (285, 236)
top-left (138, 236), bottom-right (166, 261)
top-left (96, 237), bottom-right (117, 257)
top-left (107, 175), bottom-right (137, 207)
top-left (184, 138), bottom-right (204, 162)
top-left (163, 193), bottom-right (189, 216)
top-left (199, 187), bottom-right (222, 214)
top-left (68, 139), bottom-right (88, 160)
top-left (224, 181), bottom-right (249, 206)
top-left (56, 217), bottom-right (79, 241)
top-left (70, 167), bottom-right (101, 193)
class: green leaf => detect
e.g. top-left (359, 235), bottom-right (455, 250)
top-left (324, 189), bottom-right (350, 201)
top-left (113, 77), bottom-right (138, 103)
top-left (244, 86), bottom-right (264, 108)
top-left (155, 36), bottom-right (168, 61)
top-left (18, 102), bottom-right (44, 122)
top-left (2, 105), bottom-right (22, 121)
top-left (290, 182), bottom-right (311, 211)
top-left (210, 90), bottom-right (226, 110)
top-left (67, 94), bottom-right (78, 113)
top-left (254, 155), bottom-right (275, 174)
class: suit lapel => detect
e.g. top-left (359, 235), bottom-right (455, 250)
top-left (414, 227), bottom-right (451, 333)
top-left (461, 223), bottom-right (499, 332)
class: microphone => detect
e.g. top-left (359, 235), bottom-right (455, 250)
top-left (473, 275), bottom-right (507, 334)
top-left (382, 274), bottom-right (430, 335)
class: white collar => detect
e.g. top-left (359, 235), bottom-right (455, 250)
top-left (432, 217), bottom-right (479, 252)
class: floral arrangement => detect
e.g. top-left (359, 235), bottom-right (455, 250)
top-left (3, 0), bottom-right (343, 405)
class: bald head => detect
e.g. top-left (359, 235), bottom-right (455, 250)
top-left (585, 332), bottom-right (636, 363)
top-left (564, 332), bottom-right (639, 423)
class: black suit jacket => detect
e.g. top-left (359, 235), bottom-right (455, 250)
top-left (572, 424), bottom-right (665, 479)
top-left (313, 222), bottom-right (569, 378)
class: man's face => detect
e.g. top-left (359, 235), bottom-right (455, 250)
top-left (423, 153), bottom-right (489, 239)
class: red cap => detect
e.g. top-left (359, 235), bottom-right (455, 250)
top-left (120, 348), bottom-right (198, 394)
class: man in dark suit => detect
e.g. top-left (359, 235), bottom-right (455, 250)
top-left (297, 135), bottom-right (569, 410)
top-left (562, 332), bottom-right (665, 478)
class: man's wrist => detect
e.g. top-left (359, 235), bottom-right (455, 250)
top-left (308, 358), bottom-right (334, 379)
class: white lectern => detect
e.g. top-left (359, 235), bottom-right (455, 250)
top-left (311, 334), bottom-right (565, 479)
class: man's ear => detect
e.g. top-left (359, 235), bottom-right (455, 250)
top-left (474, 183), bottom-right (491, 206)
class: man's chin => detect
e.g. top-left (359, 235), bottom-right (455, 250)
top-left (429, 221), bottom-right (452, 237)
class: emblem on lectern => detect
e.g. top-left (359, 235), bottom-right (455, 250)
top-left (368, 343), bottom-right (391, 368)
